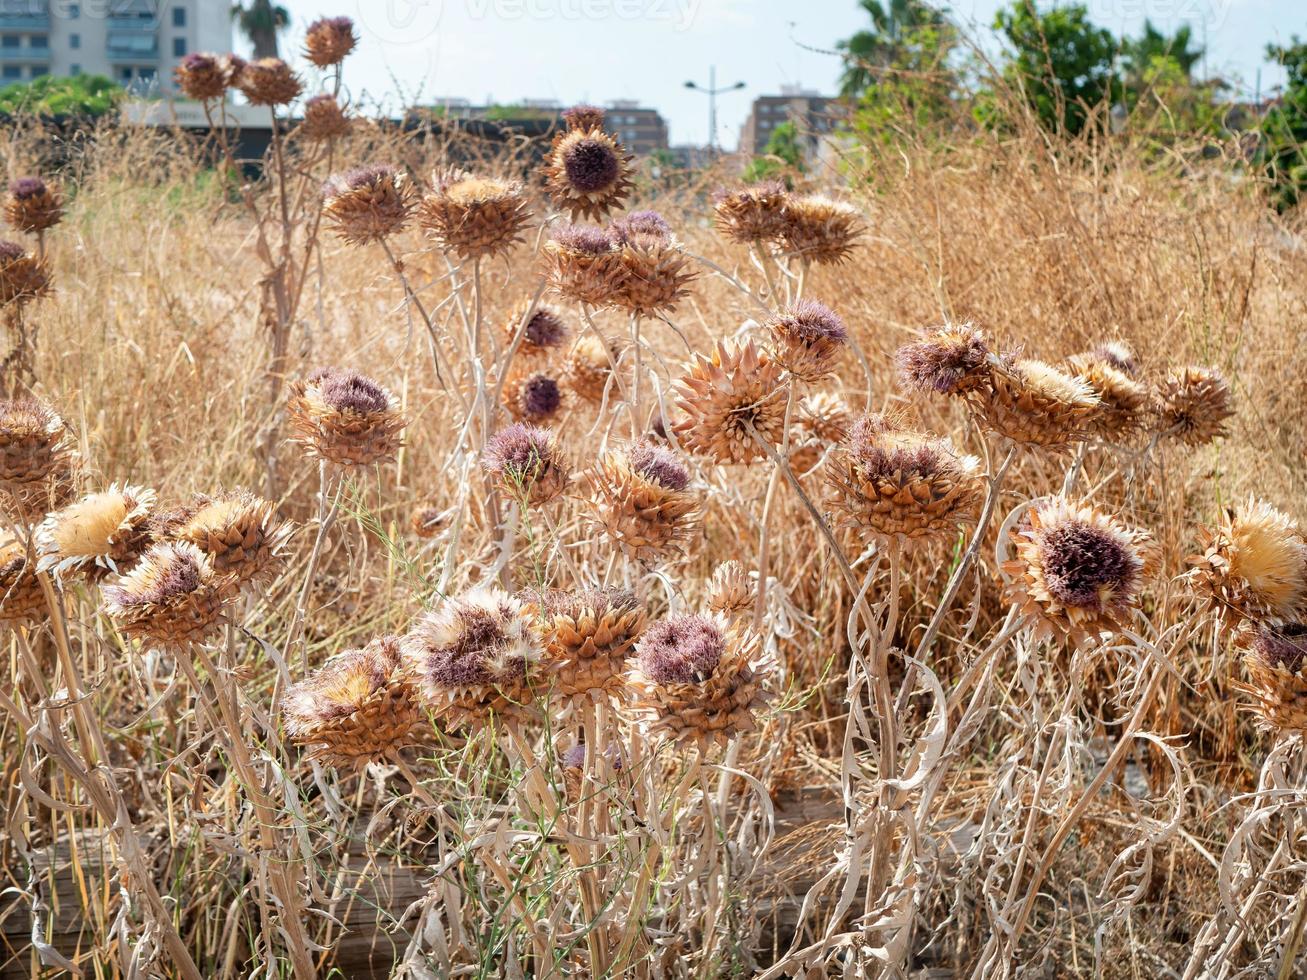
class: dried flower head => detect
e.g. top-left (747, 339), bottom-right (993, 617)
top-left (284, 636), bottom-right (421, 769)
top-left (503, 372), bottom-right (563, 425)
top-left (611, 214), bottom-right (697, 318)
top-left (1069, 349), bottom-right (1151, 440)
top-left (1239, 623), bottom-right (1307, 733)
top-left (483, 423), bottom-right (569, 505)
top-left (790, 391), bottom-right (854, 473)
top-left (300, 93), bottom-right (351, 141)
top-left (827, 414), bottom-right (983, 546)
top-left (543, 224), bottom-right (623, 306)
top-left (544, 126), bottom-right (634, 221)
top-left (775, 194), bottom-right (862, 265)
top-left (587, 444), bottom-right (699, 565)
top-left (304, 15), bottom-right (357, 67)
top-left (713, 181), bottom-right (789, 245)
top-left (173, 53), bottom-right (229, 101)
top-left (504, 303), bottom-right (568, 358)
top-left (562, 104), bottom-right (605, 131)
top-left (896, 325), bottom-right (991, 396)
top-left (1190, 499), bottom-right (1307, 627)
top-left (767, 300), bottom-right (848, 382)
top-left (401, 588), bottom-right (545, 730)
top-left (323, 165), bottom-right (413, 246)
top-left (410, 503), bottom-right (448, 539)
top-left (530, 586), bottom-right (647, 701)
top-left (0, 534), bottom-right (45, 625)
top-left (564, 333), bottom-right (619, 404)
top-left (168, 489), bottom-right (291, 588)
top-left (0, 398), bottom-right (74, 521)
top-left (970, 358), bottom-right (1100, 450)
top-left (1086, 341), bottom-right (1138, 377)
top-left (630, 614), bottom-right (770, 748)
top-left (37, 484), bottom-right (155, 580)
top-left (707, 560), bottom-right (755, 619)
top-left (419, 169), bottom-right (532, 261)
top-left (1003, 498), bottom-right (1151, 647)
top-left (235, 57), bottom-right (302, 106)
top-left (1154, 366), bottom-right (1234, 446)
top-left (102, 541), bottom-right (227, 648)
top-left (287, 367), bottom-right (407, 467)
top-left (672, 340), bottom-right (789, 465)
top-left (5, 177), bottom-right (62, 234)
top-left (0, 240), bottom-right (50, 306)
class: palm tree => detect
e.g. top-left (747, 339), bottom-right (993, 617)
top-left (232, 0), bottom-right (290, 60)
top-left (1123, 19), bottom-right (1204, 81)
top-left (836, 0), bottom-right (949, 99)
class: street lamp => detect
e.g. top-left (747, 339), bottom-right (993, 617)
top-left (684, 66), bottom-right (746, 155)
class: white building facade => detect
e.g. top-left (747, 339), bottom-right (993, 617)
top-left (0, 0), bottom-right (230, 94)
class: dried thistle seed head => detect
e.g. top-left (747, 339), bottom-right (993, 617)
top-left (896, 325), bottom-right (991, 396)
top-left (401, 588), bottom-right (545, 731)
top-left (611, 221), bottom-right (697, 318)
top-left (707, 560), bottom-right (754, 619)
top-left (587, 444), bottom-right (700, 565)
top-left (287, 367), bottom-right (407, 467)
top-left (630, 613), bottom-right (770, 749)
top-left (1190, 498), bottom-right (1307, 626)
top-left (544, 126), bottom-right (634, 221)
top-left (322, 165), bottom-right (413, 245)
top-left (775, 194), bottom-right (863, 265)
top-left (0, 534), bottom-right (45, 625)
top-left (562, 103), bottom-right (605, 131)
top-left (530, 586), bottom-right (647, 701)
top-left (235, 57), bottom-right (302, 106)
top-left (789, 391), bottom-right (854, 473)
top-left (5, 177), bottom-right (62, 234)
top-left (1084, 341), bottom-right (1138, 377)
top-left (37, 484), bottom-right (156, 580)
top-left (713, 181), bottom-right (789, 245)
top-left (303, 15), bottom-right (357, 67)
top-left (1069, 352), bottom-right (1151, 441)
top-left (284, 635), bottom-right (422, 769)
top-left (1003, 498), bottom-right (1151, 647)
top-left (672, 340), bottom-right (790, 465)
top-left (564, 333), bottom-right (618, 404)
top-left (0, 397), bottom-right (74, 521)
top-left (1240, 622), bottom-right (1307, 733)
top-left (503, 302), bottom-right (568, 358)
top-left (300, 93), bottom-right (351, 141)
top-left (1154, 366), bottom-right (1234, 446)
top-left (482, 423), bottom-right (569, 505)
top-left (827, 414), bottom-right (983, 545)
top-left (543, 224), bottom-right (624, 306)
top-left (409, 503), bottom-right (448, 539)
top-left (503, 371), bottom-right (564, 425)
top-left (419, 169), bottom-right (532, 261)
top-left (173, 53), bottom-right (229, 101)
top-left (102, 541), bottom-right (227, 648)
top-left (169, 489), bottom-right (292, 588)
top-left (767, 299), bottom-right (848, 383)
top-left (970, 358), bottom-right (1100, 450)
top-left (0, 240), bottom-right (51, 307)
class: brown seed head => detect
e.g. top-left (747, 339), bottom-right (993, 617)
top-left (775, 194), bottom-right (862, 265)
top-left (419, 169), bottom-right (532, 261)
top-left (543, 224), bottom-right (624, 306)
top-left (543, 127), bottom-right (634, 221)
top-left (969, 358), bottom-right (1100, 451)
top-left (564, 333), bottom-right (619, 404)
top-left (173, 53), bottom-right (229, 101)
top-left (1069, 350), bottom-right (1151, 441)
top-left (38, 484), bottom-right (156, 580)
top-left (504, 302), bottom-right (569, 358)
top-left (767, 299), bottom-right (848, 382)
top-left (169, 489), bottom-right (292, 589)
top-left (1154, 366), bottom-right (1234, 446)
top-left (0, 533), bottom-right (45, 625)
top-left (561, 104), bottom-right (606, 131)
top-left (287, 367), bottom-right (407, 467)
top-left (235, 57), bottom-right (302, 106)
top-left (529, 586), bottom-right (647, 702)
top-left (303, 15), bottom-right (357, 67)
top-left (102, 541), bottom-right (227, 648)
top-left (409, 503), bottom-right (448, 539)
top-left (610, 214), bottom-right (697, 318)
top-left (5, 177), bottom-right (62, 234)
top-left (483, 423), bottom-right (569, 505)
top-left (0, 398), bottom-right (74, 522)
top-left (0, 240), bottom-right (51, 307)
top-left (300, 93), bottom-right (351, 141)
top-left (323, 165), bottom-right (413, 245)
top-left (672, 340), bottom-right (789, 465)
top-left (1239, 622), bottom-right (1307, 733)
top-left (503, 371), bottom-right (564, 425)
top-left (713, 181), bottom-right (789, 245)
top-left (1189, 498), bottom-right (1307, 627)
top-left (706, 560), bottom-right (755, 619)
top-left (587, 444), bottom-right (700, 565)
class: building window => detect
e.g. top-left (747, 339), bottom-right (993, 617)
top-left (119, 67), bottom-right (133, 81)
top-left (173, 36), bottom-right (186, 56)
top-left (2, 66), bottom-right (21, 80)
top-left (70, 33), bottom-right (80, 49)
top-left (68, 3), bottom-right (80, 17)
top-left (30, 65), bottom-right (47, 77)
top-left (138, 66), bottom-right (156, 81)
top-left (1, 36), bottom-right (19, 49)
top-left (30, 34), bottom-right (48, 49)
top-left (71, 63), bottom-right (81, 75)
top-left (172, 6), bottom-right (185, 27)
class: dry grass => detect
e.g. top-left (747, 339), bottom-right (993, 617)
top-left (2, 64), bottom-right (1307, 980)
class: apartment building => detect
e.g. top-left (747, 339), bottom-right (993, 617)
top-left (739, 86), bottom-right (841, 157)
top-left (0, 0), bottom-right (230, 94)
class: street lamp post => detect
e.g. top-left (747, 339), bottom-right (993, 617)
top-left (684, 66), bottom-right (746, 156)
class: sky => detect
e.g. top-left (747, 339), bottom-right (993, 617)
top-left (256, 0), bottom-right (1303, 146)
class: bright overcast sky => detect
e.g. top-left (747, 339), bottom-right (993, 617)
top-left (256, 0), bottom-right (1300, 146)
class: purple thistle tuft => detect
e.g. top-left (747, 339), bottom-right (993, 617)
top-left (561, 136), bottom-right (620, 193)
top-left (309, 15), bottom-right (354, 32)
top-left (562, 104), bottom-right (605, 129)
top-left (523, 308), bottom-right (567, 349)
top-left (309, 367), bottom-right (390, 413)
top-left (521, 375), bottom-right (561, 420)
top-left (637, 614), bottom-right (725, 685)
top-left (628, 443), bottom-right (689, 491)
top-left (1252, 623), bottom-right (1307, 673)
top-left (180, 52), bottom-right (218, 72)
top-left (324, 164), bottom-right (396, 199)
top-left (105, 549), bottom-right (204, 609)
top-left (1037, 520), bottom-right (1137, 610)
top-left (612, 210), bottom-right (671, 244)
top-left (776, 299), bottom-right (847, 346)
top-left (896, 328), bottom-right (990, 395)
top-left (0, 240), bottom-right (25, 261)
top-left (484, 423), bottom-right (554, 481)
top-left (552, 223), bottom-right (615, 254)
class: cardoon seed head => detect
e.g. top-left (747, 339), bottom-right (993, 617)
top-left (637, 614), bottom-right (725, 685)
top-left (313, 367), bottom-right (389, 413)
top-left (768, 299), bottom-right (848, 382)
top-left (505, 373), bottom-right (562, 424)
top-left (235, 57), bottom-right (302, 107)
top-left (1250, 623), bottom-right (1307, 674)
top-left (0, 240), bottom-right (23, 262)
top-left (484, 423), bottom-right (569, 504)
top-left (506, 305), bottom-right (568, 356)
top-left (1039, 521), bottom-right (1139, 609)
top-left (1241, 622), bottom-right (1307, 732)
top-left (545, 127), bottom-right (633, 220)
top-left (301, 93), bottom-right (350, 141)
top-left (563, 136), bottom-right (620, 193)
top-left (1089, 341), bottom-right (1138, 377)
top-left (613, 210), bottom-right (671, 243)
top-left (322, 165), bottom-right (413, 245)
top-left (287, 368), bottom-right (406, 467)
top-left (174, 52), bottom-right (228, 100)
top-left (9, 177), bottom-right (46, 200)
top-left (1190, 498), bottom-right (1307, 626)
top-left (628, 442), bottom-right (689, 491)
top-left (896, 325), bottom-right (991, 396)
top-left (304, 15), bottom-right (357, 66)
top-left (102, 541), bottom-right (228, 648)
top-left (552, 223), bottom-right (615, 254)
top-left (562, 104), bottom-right (605, 130)
top-left (713, 181), bottom-right (789, 244)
